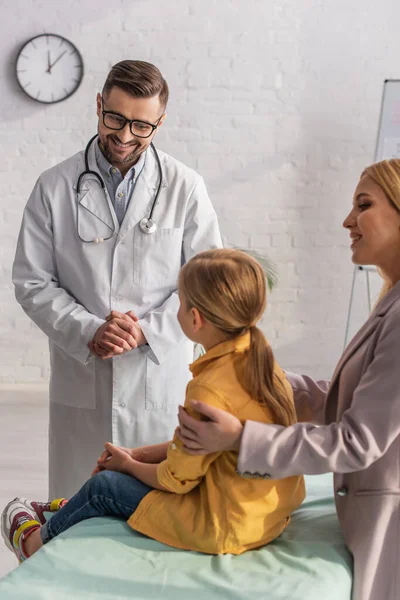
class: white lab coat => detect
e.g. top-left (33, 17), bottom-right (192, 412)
top-left (13, 140), bottom-right (222, 498)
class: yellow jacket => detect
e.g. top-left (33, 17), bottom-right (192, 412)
top-left (128, 333), bottom-right (305, 555)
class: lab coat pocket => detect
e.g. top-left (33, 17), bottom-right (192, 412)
top-left (49, 343), bottom-right (96, 409)
top-left (145, 347), bottom-right (191, 411)
top-left (134, 227), bottom-right (182, 285)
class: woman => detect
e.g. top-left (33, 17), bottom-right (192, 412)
top-left (177, 159), bottom-right (400, 600)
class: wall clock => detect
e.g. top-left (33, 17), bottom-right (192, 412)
top-left (15, 33), bottom-right (84, 104)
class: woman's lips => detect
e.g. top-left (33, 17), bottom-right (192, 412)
top-left (350, 234), bottom-right (362, 248)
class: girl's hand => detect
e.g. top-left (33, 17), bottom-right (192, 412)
top-left (96, 442), bottom-right (135, 475)
top-left (176, 401), bottom-right (244, 454)
top-left (91, 444), bottom-right (157, 476)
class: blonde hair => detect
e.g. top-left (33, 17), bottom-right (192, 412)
top-left (363, 159), bottom-right (400, 303)
top-left (179, 249), bottom-right (297, 427)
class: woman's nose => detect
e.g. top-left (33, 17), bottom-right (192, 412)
top-left (343, 209), bottom-right (356, 229)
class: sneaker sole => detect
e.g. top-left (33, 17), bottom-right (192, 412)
top-left (1, 500), bottom-right (17, 554)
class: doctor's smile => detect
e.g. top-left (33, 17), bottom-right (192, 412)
top-left (101, 135), bottom-right (141, 164)
top-left (110, 138), bottom-right (136, 149)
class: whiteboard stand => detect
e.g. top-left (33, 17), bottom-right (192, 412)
top-left (344, 266), bottom-right (376, 348)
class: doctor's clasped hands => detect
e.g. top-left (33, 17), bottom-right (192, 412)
top-left (88, 310), bottom-right (146, 359)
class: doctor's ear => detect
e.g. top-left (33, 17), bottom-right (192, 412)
top-left (96, 93), bottom-right (102, 117)
top-left (157, 114), bottom-right (167, 129)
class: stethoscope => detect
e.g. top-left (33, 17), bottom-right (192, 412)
top-left (76, 134), bottom-right (163, 243)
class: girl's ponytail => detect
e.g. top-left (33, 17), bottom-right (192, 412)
top-left (246, 326), bottom-right (296, 426)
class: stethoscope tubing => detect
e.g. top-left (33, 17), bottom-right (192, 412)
top-left (76, 134), bottom-right (162, 242)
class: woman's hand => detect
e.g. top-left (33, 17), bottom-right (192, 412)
top-left (176, 401), bottom-right (244, 455)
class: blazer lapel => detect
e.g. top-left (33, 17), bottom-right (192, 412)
top-left (329, 280), bottom-right (400, 390)
top-left (329, 314), bottom-right (382, 390)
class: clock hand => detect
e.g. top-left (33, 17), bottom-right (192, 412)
top-left (48, 50), bottom-right (67, 71)
top-left (46, 50), bottom-right (52, 73)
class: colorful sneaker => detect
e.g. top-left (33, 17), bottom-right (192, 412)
top-left (1, 499), bottom-right (40, 562)
top-left (18, 498), bottom-right (67, 526)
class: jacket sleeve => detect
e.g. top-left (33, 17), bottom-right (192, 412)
top-left (12, 177), bottom-right (103, 364)
top-left (285, 372), bottom-right (330, 424)
top-left (156, 383), bottom-right (227, 493)
top-left (237, 311), bottom-right (400, 479)
top-left (138, 176), bottom-right (222, 365)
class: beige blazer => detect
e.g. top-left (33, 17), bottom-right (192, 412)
top-left (238, 281), bottom-right (400, 600)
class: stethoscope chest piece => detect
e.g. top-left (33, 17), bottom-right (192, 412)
top-left (140, 218), bottom-right (157, 235)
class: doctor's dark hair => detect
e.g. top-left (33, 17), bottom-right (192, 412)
top-left (363, 158), bottom-right (400, 303)
top-left (179, 249), bottom-right (297, 427)
top-left (102, 60), bottom-right (169, 109)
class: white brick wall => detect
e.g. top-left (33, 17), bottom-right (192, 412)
top-left (1, 0), bottom-right (400, 383)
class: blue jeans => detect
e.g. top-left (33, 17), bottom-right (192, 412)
top-left (40, 470), bottom-right (153, 544)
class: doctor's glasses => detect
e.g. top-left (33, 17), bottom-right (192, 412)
top-left (101, 97), bottom-right (163, 139)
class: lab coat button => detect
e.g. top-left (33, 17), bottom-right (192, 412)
top-left (119, 403), bottom-right (125, 408)
top-left (337, 487), bottom-right (348, 497)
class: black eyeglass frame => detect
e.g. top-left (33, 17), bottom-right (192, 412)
top-left (101, 97), bottom-right (163, 139)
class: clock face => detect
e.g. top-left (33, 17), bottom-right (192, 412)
top-left (16, 34), bottom-right (84, 104)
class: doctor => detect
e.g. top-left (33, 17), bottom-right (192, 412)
top-left (13, 60), bottom-right (222, 498)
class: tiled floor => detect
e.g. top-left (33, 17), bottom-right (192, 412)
top-left (0, 388), bottom-right (48, 580)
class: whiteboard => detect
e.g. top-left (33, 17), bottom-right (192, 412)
top-left (375, 79), bottom-right (400, 161)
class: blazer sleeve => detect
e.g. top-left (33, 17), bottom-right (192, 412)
top-left (285, 371), bottom-right (330, 424)
top-left (238, 310), bottom-right (400, 479)
top-left (156, 383), bottom-right (227, 494)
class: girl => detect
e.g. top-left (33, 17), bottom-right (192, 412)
top-left (2, 249), bottom-right (305, 560)
top-left (177, 160), bottom-right (400, 600)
